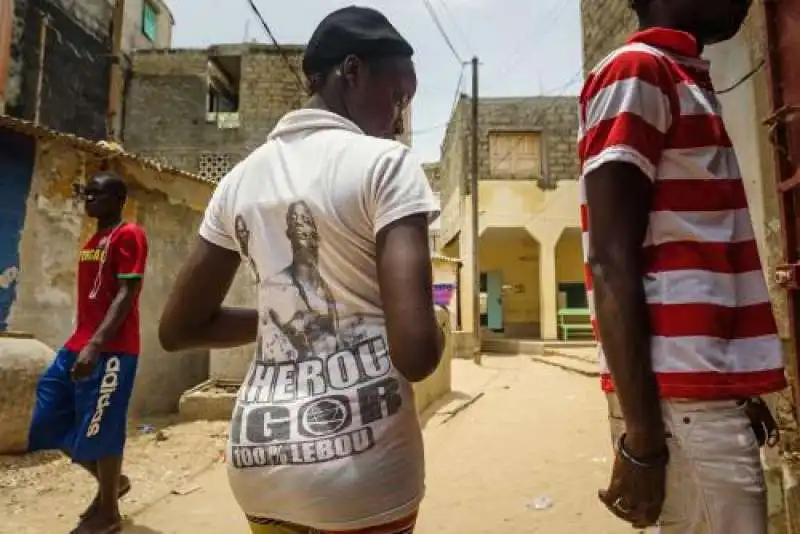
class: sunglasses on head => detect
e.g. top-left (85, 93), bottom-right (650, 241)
top-left (72, 183), bottom-right (107, 201)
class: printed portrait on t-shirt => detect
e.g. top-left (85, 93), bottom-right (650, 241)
top-left (259, 201), bottom-right (341, 362)
top-left (234, 214), bottom-right (261, 283)
top-left (231, 198), bottom-right (404, 470)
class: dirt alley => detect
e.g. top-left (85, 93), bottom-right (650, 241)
top-left (1, 355), bottom-right (631, 534)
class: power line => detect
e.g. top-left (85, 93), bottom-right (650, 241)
top-left (408, 65), bottom-right (467, 137)
top-left (492, 1), bottom-right (566, 80)
top-left (409, 121), bottom-right (451, 135)
top-left (421, 0), bottom-right (465, 64)
top-left (449, 64), bottom-right (468, 116)
top-left (437, 0), bottom-right (625, 179)
top-left (435, 0), bottom-right (474, 57)
top-left (472, 7), bottom-right (630, 178)
top-left (245, 0), bottom-right (307, 92)
top-left (716, 57), bottom-right (766, 95)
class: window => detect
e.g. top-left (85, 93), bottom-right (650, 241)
top-left (142, 1), bottom-right (158, 42)
top-left (207, 84), bottom-right (238, 113)
top-left (489, 131), bottom-right (543, 178)
top-left (558, 282), bottom-right (588, 309)
top-left (207, 57), bottom-right (241, 123)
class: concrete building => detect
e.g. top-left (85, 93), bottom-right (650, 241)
top-left (122, 44), bottom-right (307, 181)
top-left (438, 95), bottom-right (583, 343)
top-left (121, 42), bottom-right (418, 181)
top-left (580, 0), bottom-right (800, 530)
top-left (4, 0), bottom-right (115, 139)
top-left (0, 0), bottom-right (173, 136)
top-left (120, 0), bottom-right (173, 51)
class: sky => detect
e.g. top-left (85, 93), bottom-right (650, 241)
top-left (165, 0), bottom-right (584, 164)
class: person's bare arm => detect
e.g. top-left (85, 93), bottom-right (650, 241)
top-left (159, 237), bottom-right (258, 352)
top-left (87, 279), bottom-right (141, 350)
top-left (585, 161), bottom-right (664, 456)
top-left (377, 214), bottom-right (444, 382)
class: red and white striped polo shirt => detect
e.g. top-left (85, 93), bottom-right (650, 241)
top-left (578, 28), bottom-right (786, 399)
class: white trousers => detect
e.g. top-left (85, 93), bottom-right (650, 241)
top-left (606, 394), bottom-right (767, 534)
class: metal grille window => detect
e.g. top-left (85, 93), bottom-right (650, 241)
top-left (198, 153), bottom-right (234, 182)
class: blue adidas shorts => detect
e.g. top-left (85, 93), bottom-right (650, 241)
top-left (28, 348), bottom-right (138, 463)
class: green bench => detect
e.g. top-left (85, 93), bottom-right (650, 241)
top-left (558, 308), bottom-right (594, 341)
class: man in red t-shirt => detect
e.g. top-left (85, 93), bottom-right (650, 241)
top-left (29, 171), bottom-right (148, 534)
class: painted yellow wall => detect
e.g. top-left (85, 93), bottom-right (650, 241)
top-left (555, 230), bottom-right (584, 284)
top-left (445, 179), bottom-right (583, 338)
top-left (439, 183), bottom-right (462, 245)
top-left (478, 181), bottom-right (547, 229)
top-left (478, 230), bottom-right (540, 326)
top-left (432, 258), bottom-right (458, 286)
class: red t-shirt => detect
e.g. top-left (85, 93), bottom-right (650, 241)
top-left (64, 222), bottom-right (148, 354)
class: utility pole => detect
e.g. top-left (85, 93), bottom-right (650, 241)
top-left (107, 0), bottom-right (125, 141)
top-left (470, 56), bottom-right (481, 365)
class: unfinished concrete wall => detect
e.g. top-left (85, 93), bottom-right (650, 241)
top-left (9, 0), bottom-right (112, 140)
top-left (440, 96), bottom-right (579, 196)
top-left (580, 0), bottom-right (636, 75)
top-left (130, 188), bottom-right (210, 414)
top-left (438, 95), bottom-right (579, 246)
top-left (123, 45), bottom-right (307, 179)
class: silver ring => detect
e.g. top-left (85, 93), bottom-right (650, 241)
top-left (613, 497), bottom-right (632, 514)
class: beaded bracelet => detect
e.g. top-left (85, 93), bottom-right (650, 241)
top-left (617, 432), bottom-right (670, 469)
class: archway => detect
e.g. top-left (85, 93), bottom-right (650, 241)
top-left (554, 227), bottom-right (591, 341)
top-left (478, 227), bottom-right (540, 339)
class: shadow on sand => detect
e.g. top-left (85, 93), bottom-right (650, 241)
top-left (419, 390), bottom-right (473, 428)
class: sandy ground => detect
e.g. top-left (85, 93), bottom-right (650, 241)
top-left (1, 356), bottom-right (631, 534)
top-left (0, 419), bottom-right (228, 534)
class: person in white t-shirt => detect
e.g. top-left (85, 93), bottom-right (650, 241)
top-left (158, 6), bottom-right (444, 534)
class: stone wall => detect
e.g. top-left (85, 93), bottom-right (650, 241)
top-left (438, 95), bottom-right (580, 237)
top-left (123, 45), bottom-right (307, 178)
top-left (580, 0), bottom-right (636, 74)
top-left (9, 0), bottom-right (113, 140)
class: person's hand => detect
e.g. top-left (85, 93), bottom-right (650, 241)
top-left (744, 397), bottom-right (780, 448)
top-left (71, 343), bottom-right (101, 381)
top-left (599, 434), bottom-right (668, 529)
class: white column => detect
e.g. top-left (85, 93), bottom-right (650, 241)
top-left (540, 238), bottom-right (558, 340)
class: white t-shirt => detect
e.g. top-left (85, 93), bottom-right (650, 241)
top-left (198, 109), bottom-right (440, 530)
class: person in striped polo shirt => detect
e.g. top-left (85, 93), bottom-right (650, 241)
top-left (578, 0), bottom-right (784, 532)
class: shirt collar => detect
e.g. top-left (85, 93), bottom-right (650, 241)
top-left (628, 27), bottom-right (701, 58)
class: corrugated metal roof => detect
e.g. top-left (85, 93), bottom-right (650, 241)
top-left (0, 114), bottom-right (212, 184)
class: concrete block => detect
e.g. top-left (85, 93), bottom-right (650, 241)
top-left (179, 378), bottom-right (238, 422)
top-left (0, 335), bottom-right (54, 454)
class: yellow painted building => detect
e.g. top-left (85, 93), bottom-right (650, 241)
top-left (435, 96), bottom-right (585, 342)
